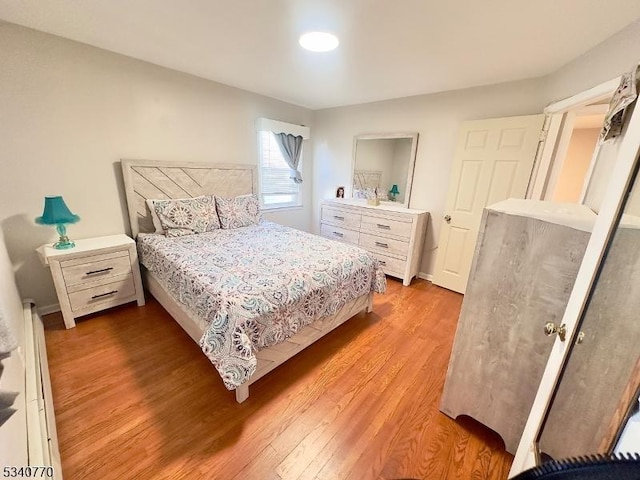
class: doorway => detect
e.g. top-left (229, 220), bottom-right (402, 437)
top-left (544, 105), bottom-right (607, 203)
top-left (528, 77), bottom-right (619, 204)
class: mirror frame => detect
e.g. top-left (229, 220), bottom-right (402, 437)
top-left (351, 132), bottom-right (419, 208)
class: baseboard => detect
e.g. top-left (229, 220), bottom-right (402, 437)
top-left (417, 272), bottom-right (433, 282)
top-left (37, 303), bottom-right (60, 316)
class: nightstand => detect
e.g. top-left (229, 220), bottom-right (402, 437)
top-left (37, 234), bottom-right (145, 329)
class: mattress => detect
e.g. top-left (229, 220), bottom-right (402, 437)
top-left (138, 221), bottom-right (386, 389)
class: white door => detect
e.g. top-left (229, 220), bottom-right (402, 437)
top-left (510, 95), bottom-right (640, 477)
top-left (432, 114), bottom-right (545, 293)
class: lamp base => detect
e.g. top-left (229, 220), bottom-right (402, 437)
top-left (54, 224), bottom-right (75, 249)
top-left (54, 238), bottom-right (75, 250)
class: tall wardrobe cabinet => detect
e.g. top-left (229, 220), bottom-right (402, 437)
top-left (439, 199), bottom-right (595, 454)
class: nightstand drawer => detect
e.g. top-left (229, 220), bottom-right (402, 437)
top-left (61, 251), bottom-right (131, 287)
top-left (320, 224), bottom-right (360, 245)
top-left (68, 274), bottom-right (136, 312)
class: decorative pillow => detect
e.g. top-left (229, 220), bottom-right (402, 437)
top-left (153, 195), bottom-right (220, 237)
top-left (146, 199), bottom-right (165, 233)
top-left (215, 194), bottom-right (262, 229)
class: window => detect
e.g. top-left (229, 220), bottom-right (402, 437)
top-left (258, 130), bottom-right (302, 209)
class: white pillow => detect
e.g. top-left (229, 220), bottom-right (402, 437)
top-left (146, 199), bottom-right (165, 234)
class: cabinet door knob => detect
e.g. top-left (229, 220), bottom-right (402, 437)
top-left (544, 322), bottom-right (567, 342)
top-left (444, 215), bottom-right (452, 223)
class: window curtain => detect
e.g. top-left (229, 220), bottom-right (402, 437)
top-left (273, 133), bottom-right (304, 184)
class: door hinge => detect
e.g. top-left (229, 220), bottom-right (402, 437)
top-left (539, 129), bottom-right (548, 142)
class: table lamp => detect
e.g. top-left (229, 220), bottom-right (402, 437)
top-left (35, 196), bottom-right (80, 249)
top-left (389, 184), bottom-right (400, 201)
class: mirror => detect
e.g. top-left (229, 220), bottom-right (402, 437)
top-left (352, 133), bottom-right (418, 207)
top-left (536, 165), bottom-right (640, 460)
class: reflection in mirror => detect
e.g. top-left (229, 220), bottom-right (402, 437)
top-left (537, 168), bottom-right (640, 460)
top-left (352, 133), bottom-right (418, 207)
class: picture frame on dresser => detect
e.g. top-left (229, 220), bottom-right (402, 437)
top-left (320, 198), bottom-right (429, 286)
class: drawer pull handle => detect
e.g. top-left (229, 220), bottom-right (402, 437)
top-left (375, 241), bottom-right (389, 248)
top-left (379, 260), bottom-right (387, 266)
top-left (333, 231), bottom-right (344, 237)
top-left (86, 267), bottom-right (114, 275)
top-left (91, 290), bottom-right (118, 300)
top-left (333, 215), bottom-right (345, 221)
top-left (376, 224), bottom-right (391, 230)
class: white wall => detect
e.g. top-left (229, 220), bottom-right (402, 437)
top-left (312, 79), bottom-right (547, 277)
top-left (553, 128), bottom-right (600, 203)
top-left (543, 19), bottom-right (640, 106)
top-left (0, 22), bottom-right (313, 309)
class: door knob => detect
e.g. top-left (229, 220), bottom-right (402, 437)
top-left (444, 215), bottom-right (452, 224)
top-left (544, 322), bottom-right (567, 342)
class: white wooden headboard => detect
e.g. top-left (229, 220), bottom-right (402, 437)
top-left (121, 159), bottom-right (259, 237)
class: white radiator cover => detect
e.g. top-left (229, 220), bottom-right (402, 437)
top-left (0, 227), bottom-right (61, 477)
top-left (0, 301), bottom-right (61, 478)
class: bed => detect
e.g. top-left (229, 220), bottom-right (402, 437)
top-left (121, 159), bottom-right (386, 402)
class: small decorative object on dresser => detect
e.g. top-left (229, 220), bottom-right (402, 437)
top-left (336, 186), bottom-right (345, 198)
top-left (37, 234), bottom-right (145, 329)
top-left (389, 184), bottom-right (400, 201)
top-left (320, 198), bottom-right (429, 286)
top-left (35, 195), bottom-right (80, 250)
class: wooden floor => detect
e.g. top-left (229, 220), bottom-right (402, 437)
top-left (44, 278), bottom-right (512, 480)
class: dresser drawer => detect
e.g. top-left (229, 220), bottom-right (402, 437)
top-left (68, 274), bottom-right (136, 312)
top-left (359, 232), bottom-right (409, 258)
top-left (61, 251), bottom-right (132, 287)
top-left (321, 224), bottom-right (360, 245)
top-left (360, 215), bottom-right (413, 240)
top-left (371, 253), bottom-right (406, 277)
top-left (321, 207), bottom-right (361, 229)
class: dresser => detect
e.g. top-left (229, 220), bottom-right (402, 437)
top-left (320, 199), bottom-right (429, 286)
top-left (37, 234), bottom-right (145, 329)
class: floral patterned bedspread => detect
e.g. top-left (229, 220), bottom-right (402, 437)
top-left (137, 221), bottom-right (386, 389)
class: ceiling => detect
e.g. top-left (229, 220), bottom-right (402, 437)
top-left (1, 1), bottom-right (640, 109)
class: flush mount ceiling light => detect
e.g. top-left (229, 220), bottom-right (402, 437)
top-left (299, 32), bottom-right (339, 52)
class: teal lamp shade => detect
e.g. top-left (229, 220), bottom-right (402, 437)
top-left (36, 196), bottom-right (80, 249)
